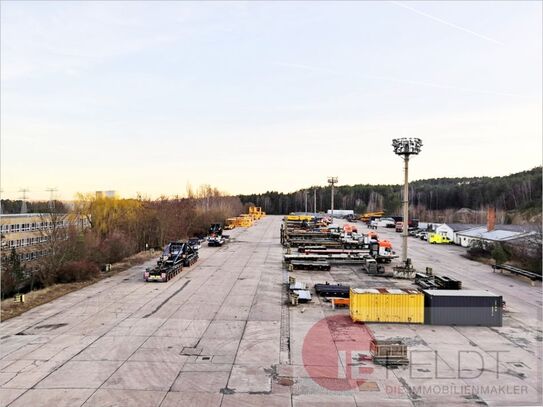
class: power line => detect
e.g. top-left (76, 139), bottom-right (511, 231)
top-left (46, 187), bottom-right (58, 211)
top-left (19, 188), bottom-right (29, 214)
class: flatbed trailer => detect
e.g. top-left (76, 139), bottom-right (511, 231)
top-left (287, 239), bottom-right (344, 248)
top-left (284, 253), bottom-right (370, 265)
top-left (314, 283), bottom-right (350, 298)
top-left (302, 248), bottom-right (369, 256)
top-left (290, 260), bottom-right (331, 271)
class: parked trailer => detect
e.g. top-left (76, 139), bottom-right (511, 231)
top-left (288, 239), bottom-right (343, 248)
top-left (290, 260), bottom-right (331, 271)
top-left (144, 241), bottom-right (192, 282)
top-left (314, 283), bottom-right (350, 298)
top-left (301, 248), bottom-right (368, 255)
top-left (284, 253), bottom-right (370, 265)
top-left (144, 264), bottom-right (182, 282)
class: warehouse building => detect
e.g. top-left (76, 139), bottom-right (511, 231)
top-left (456, 225), bottom-right (538, 248)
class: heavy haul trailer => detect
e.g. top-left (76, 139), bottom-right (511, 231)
top-left (284, 253), bottom-right (370, 265)
top-left (144, 242), bottom-right (198, 282)
top-left (288, 239), bottom-right (344, 248)
top-left (300, 248), bottom-right (368, 255)
top-left (314, 283), bottom-right (350, 298)
top-left (290, 260), bottom-right (331, 271)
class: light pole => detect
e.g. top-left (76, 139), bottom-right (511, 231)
top-left (327, 177), bottom-right (338, 221)
top-left (392, 138), bottom-right (422, 264)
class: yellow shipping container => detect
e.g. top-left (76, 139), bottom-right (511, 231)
top-left (350, 288), bottom-right (424, 324)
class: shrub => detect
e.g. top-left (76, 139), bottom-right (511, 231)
top-left (104, 233), bottom-right (135, 263)
top-left (491, 243), bottom-right (510, 265)
top-left (467, 240), bottom-right (490, 259)
top-left (56, 260), bottom-right (100, 283)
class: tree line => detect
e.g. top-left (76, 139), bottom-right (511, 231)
top-left (1, 185), bottom-right (243, 298)
top-left (240, 167), bottom-right (542, 218)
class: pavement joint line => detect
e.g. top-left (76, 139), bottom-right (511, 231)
top-left (5, 280), bottom-right (164, 406)
top-left (219, 217), bottom-right (278, 405)
top-left (0, 263), bottom-right (156, 365)
top-left (5, 261), bottom-right (155, 337)
top-left (80, 229), bottom-right (249, 407)
top-left (4, 229), bottom-right (244, 407)
top-left (4, 217), bottom-right (541, 406)
top-left (156, 218), bottom-right (276, 407)
top-left (157, 242), bottom-right (259, 405)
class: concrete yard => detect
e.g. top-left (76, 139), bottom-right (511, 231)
top-left (0, 215), bottom-right (541, 406)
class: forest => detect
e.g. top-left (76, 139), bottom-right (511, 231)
top-left (239, 167), bottom-right (542, 220)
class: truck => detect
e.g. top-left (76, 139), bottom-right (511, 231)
top-left (208, 223), bottom-right (228, 247)
top-left (369, 240), bottom-right (398, 263)
top-left (144, 241), bottom-right (199, 282)
top-left (428, 233), bottom-right (452, 244)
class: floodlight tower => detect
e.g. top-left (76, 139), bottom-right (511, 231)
top-left (327, 177), bottom-right (338, 221)
top-left (392, 138), bottom-right (422, 264)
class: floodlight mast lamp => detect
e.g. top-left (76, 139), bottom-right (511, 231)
top-left (327, 177), bottom-right (338, 221)
top-left (392, 138), bottom-right (423, 263)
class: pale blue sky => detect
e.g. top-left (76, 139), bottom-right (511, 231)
top-left (1, 1), bottom-right (541, 200)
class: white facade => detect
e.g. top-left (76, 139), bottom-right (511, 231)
top-left (456, 227), bottom-right (536, 248)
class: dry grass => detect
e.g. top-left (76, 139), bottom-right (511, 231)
top-left (1, 250), bottom-right (158, 322)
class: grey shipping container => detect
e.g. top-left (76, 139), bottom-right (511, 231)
top-left (423, 290), bottom-right (503, 327)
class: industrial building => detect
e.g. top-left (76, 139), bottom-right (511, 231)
top-left (455, 225), bottom-right (539, 248)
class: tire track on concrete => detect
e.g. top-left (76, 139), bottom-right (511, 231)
top-left (74, 226), bottom-right (254, 406)
top-left (5, 231), bottom-right (245, 406)
top-left (142, 280), bottom-right (192, 318)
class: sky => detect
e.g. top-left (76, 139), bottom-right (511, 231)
top-left (1, 1), bottom-right (541, 200)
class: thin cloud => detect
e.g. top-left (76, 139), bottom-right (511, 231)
top-left (390, 1), bottom-right (504, 45)
top-left (275, 62), bottom-right (518, 97)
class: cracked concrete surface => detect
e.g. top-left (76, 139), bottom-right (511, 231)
top-left (1, 216), bottom-right (541, 406)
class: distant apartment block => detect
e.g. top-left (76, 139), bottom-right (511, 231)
top-left (96, 190), bottom-right (117, 199)
top-left (0, 213), bottom-right (90, 274)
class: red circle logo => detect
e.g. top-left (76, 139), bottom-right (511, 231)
top-left (302, 314), bottom-right (374, 391)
